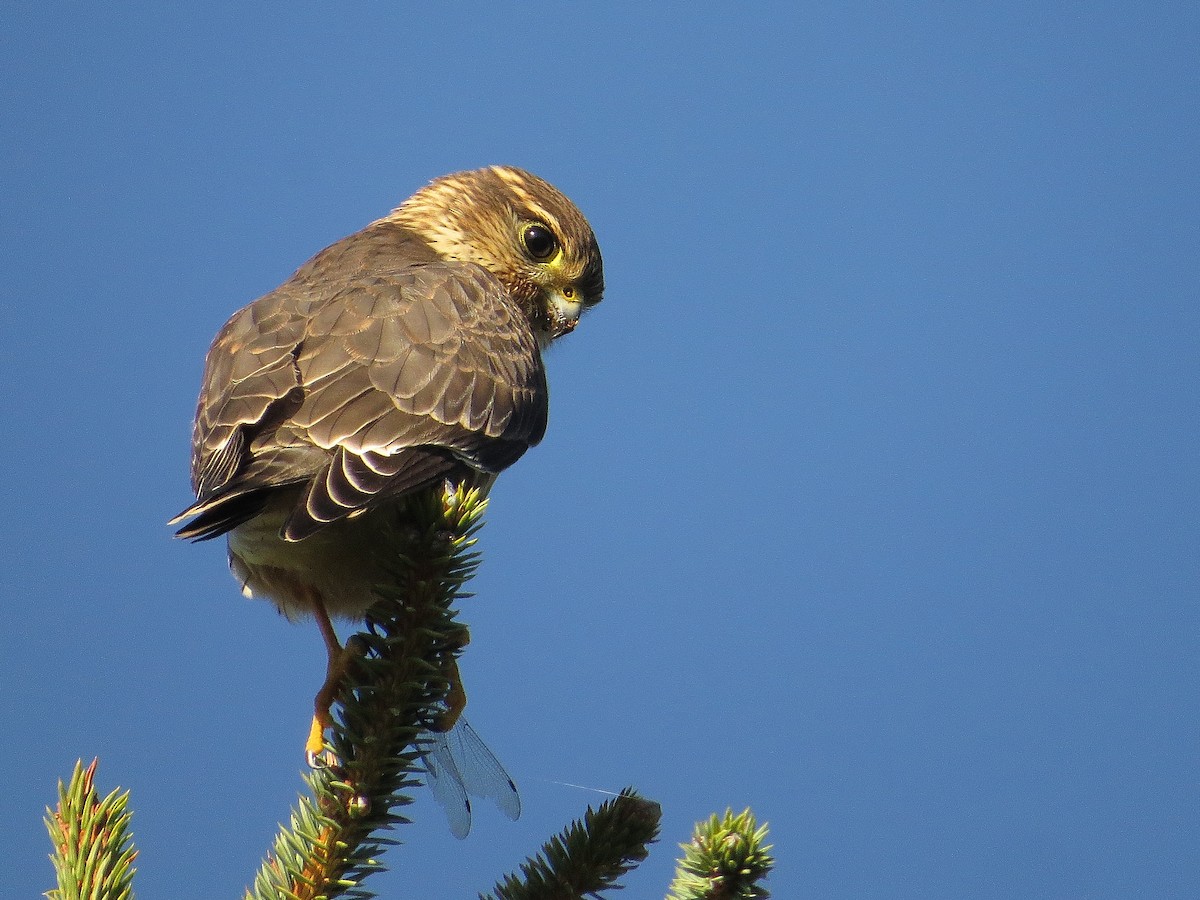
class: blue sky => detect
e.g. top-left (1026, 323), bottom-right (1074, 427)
top-left (3, 3), bottom-right (1197, 897)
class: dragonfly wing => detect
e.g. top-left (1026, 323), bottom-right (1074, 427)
top-left (424, 731), bottom-right (473, 839)
top-left (422, 716), bottom-right (520, 838)
top-left (445, 718), bottom-right (521, 821)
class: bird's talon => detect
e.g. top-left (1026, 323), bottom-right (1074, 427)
top-left (306, 748), bottom-right (327, 769)
top-left (306, 713), bottom-right (333, 762)
top-left (306, 737), bottom-right (341, 769)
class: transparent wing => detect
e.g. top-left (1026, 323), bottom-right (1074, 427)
top-left (424, 733), bottom-right (472, 839)
top-left (423, 717), bottom-right (521, 839)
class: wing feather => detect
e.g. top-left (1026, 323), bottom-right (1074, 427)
top-left (173, 235), bottom-right (546, 543)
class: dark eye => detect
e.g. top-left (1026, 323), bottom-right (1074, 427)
top-left (522, 223), bottom-right (559, 261)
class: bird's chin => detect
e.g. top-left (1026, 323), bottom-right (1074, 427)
top-left (535, 314), bottom-right (578, 350)
top-left (547, 292), bottom-right (582, 340)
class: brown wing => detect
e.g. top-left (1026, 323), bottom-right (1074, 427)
top-left (172, 261), bottom-right (546, 542)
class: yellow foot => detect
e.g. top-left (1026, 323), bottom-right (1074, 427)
top-left (304, 636), bottom-right (367, 768)
top-left (307, 710), bottom-right (336, 768)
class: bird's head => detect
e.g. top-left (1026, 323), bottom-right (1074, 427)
top-left (388, 166), bottom-right (604, 346)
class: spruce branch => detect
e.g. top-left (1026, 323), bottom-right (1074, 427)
top-left (245, 483), bottom-right (489, 900)
top-left (45, 759), bottom-right (138, 900)
top-left (483, 788), bottom-right (661, 900)
top-left (45, 481), bottom-right (773, 899)
top-left (666, 809), bottom-right (773, 900)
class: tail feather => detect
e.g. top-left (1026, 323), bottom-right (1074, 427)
top-left (171, 489), bottom-right (271, 541)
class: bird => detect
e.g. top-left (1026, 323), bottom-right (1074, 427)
top-left (170, 165), bottom-right (603, 824)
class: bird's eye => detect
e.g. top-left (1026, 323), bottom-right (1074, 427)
top-left (522, 223), bottom-right (559, 261)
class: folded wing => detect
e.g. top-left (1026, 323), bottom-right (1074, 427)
top-left (172, 262), bottom-right (547, 542)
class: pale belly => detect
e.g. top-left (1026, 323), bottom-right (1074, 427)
top-left (227, 493), bottom-right (417, 621)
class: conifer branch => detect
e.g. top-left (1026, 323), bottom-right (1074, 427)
top-left (483, 788), bottom-right (661, 900)
top-left (666, 808), bottom-right (773, 900)
top-left (45, 759), bottom-right (138, 900)
top-left (245, 483), bottom-right (489, 900)
top-left (45, 484), bottom-right (772, 899)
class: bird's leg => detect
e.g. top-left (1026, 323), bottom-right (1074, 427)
top-left (432, 626), bottom-right (470, 733)
top-left (305, 597), bottom-right (359, 765)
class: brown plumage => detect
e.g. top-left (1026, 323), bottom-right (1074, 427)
top-left (172, 166), bottom-right (602, 620)
top-left (169, 167), bottom-right (602, 788)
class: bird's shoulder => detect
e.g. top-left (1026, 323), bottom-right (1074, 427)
top-left (186, 221), bottom-right (547, 506)
top-left (204, 219), bottom-right (540, 390)
top-left (222, 222), bottom-right (532, 354)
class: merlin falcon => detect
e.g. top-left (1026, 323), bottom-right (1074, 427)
top-left (171, 166), bottom-right (603, 800)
